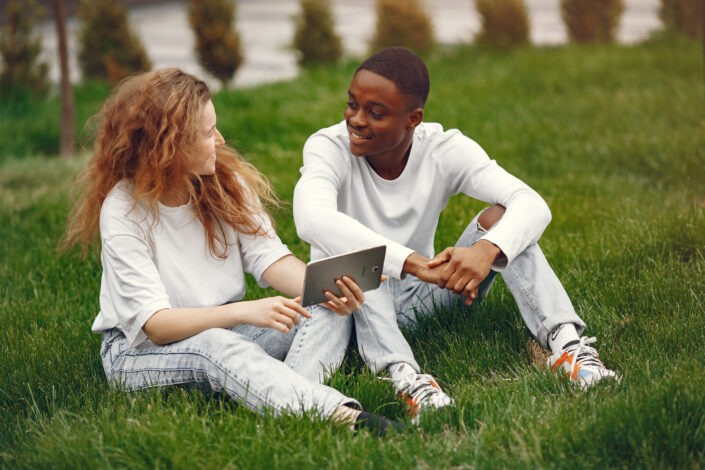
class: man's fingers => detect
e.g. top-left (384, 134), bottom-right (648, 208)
top-left (461, 278), bottom-right (482, 298)
top-left (428, 248), bottom-right (452, 268)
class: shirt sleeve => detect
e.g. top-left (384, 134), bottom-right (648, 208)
top-left (293, 133), bottom-right (414, 279)
top-left (442, 132), bottom-right (552, 270)
top-left (100, 233), bottom-right (172, 347)
top-left (238, 213), bottom-right (292, 287)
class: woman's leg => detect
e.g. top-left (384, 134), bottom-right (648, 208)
top-left (283, 305), bottom-right (353, 383)
top-left (100, 327), bottom-right (359, 417)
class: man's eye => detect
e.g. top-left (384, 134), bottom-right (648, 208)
top-left (369, 110), bottom-right (382, 118)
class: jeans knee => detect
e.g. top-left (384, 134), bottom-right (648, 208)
top-left (478, 204), bottom-right (506, 231)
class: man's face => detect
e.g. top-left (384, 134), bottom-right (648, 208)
top-left (343, 69), bottom-right (416, 160)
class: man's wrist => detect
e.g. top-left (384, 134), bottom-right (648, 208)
top-left (475, 239), bottom-right (503, 262)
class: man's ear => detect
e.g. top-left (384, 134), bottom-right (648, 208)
top-left (406, 108), bottom-right (423, 130)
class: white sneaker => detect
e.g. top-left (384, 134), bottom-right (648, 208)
top-left (547, 336), bottom-right (621, 389)
top-left (385, 364), bottom-right (453, 424)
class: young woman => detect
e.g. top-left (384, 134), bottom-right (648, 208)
top-left (63, 68), bottom-right (401, 435)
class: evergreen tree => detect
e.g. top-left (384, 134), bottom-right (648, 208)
top-left (189, 0), bottom-right (243, 88)
top-left (77, 0), bottom-right (151, 83)
top-left (293, 0), bottom-right (342, 65)
top-left (370, 0), bottom-right (434, 55)
top-left (0, 0), bottom-right (49, 98)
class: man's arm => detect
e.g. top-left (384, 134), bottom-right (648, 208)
top-left (293, 135), bottom-right (414, 279)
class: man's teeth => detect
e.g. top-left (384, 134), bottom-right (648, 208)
top-left (352, 132), bottom-right (370, 139)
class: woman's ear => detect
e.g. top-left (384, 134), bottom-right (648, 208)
top-left (406, 108), bottom-right (424, 130)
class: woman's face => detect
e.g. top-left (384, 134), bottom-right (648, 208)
top-left (193, 99), bottom-right (225, 175)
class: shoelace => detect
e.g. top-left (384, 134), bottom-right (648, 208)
top-left (383, 374), bottom-right (445, 405)
top-left (565, 336), bottom-right (604, 378)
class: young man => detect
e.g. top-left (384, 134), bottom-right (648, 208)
top-left (289, 47), bottom-right (619, 421)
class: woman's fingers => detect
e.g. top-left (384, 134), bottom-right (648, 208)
top-left (282, 297), bottom-right (310, 319)
top-left (269, 318), bottom-right (290, 333)
top-left (338, 277), bottom-right (364, 304)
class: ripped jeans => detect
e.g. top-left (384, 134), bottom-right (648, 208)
top-left (285, 208), bottom-right (586, 381)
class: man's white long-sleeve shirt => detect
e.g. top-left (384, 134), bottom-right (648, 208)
top-left (293, 121), bottom-right (551, 280)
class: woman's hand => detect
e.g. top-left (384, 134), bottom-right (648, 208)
top-left (322, 276), bottom-right (366, 316)
top-left (240, 296), bottom-right (311, 334)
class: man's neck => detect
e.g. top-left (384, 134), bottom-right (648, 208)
top-left (365, 143), bottom-right (412, 180)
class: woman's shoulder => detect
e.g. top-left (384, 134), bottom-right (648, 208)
top-left (99, 180), bottom-right (147, 238)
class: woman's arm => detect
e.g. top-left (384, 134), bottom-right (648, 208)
top-left (143, 255), bottom-right (368, 345)
top-left (261, 254), bottom-right (306, 297)
top-left (142, 295), bottom-right (310, 345)
top-left (262, 254), bottom-right (366, 317)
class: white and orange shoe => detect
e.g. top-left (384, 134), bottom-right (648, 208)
top-left (386, 364), bottom-right (453, 424)
top-left (548, 336), bottom-right (621, 389)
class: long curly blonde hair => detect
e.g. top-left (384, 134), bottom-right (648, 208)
top-left (63, 68), bottom-right (279, 258)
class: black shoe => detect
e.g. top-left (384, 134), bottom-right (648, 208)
top-left (354, 411), bottom-right (405, 437)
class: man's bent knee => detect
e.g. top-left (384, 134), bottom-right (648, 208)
top-left (478, 204), bottom-right (506, 231)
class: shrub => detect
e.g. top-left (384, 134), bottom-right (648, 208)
top-left (188, 0), bottom-right (243, 87)
top-left (370, 0), bottom-right (434, 55)
top-left (659, 0), bottom-right (703, 38)
top-left (475, 0), bottom-right (530, 48)
top-left (77, 0), bottom-right (151, 83)
top-left (293, 0), bottom-right (342, 65)
top-left (560, 0), bottom-right (625, 43)
top-left (0, 0), bottom-right (48, 98)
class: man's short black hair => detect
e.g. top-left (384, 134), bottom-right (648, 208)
top-left (356, 47), bottom-right (430, 110)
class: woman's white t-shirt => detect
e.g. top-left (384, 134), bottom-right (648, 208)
top-left (91, 180), bottom-right (291, 347)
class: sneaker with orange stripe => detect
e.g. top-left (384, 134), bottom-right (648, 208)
top-left (547, 336), bottom-right (620, 389)
top-left (385, 366), bottom-right (453, 424)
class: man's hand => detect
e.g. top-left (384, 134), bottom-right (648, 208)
top-left (428, 240), bottom-right (502, 305)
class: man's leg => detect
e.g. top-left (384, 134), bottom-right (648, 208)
top-left (397, 208), bottom-right (499, 324)
top-left (397, 205), bottom-right (584, 344)
top-left (352, 281), bottom-right (420, 374)
top-left (398, 204), bottom-right (618, 388)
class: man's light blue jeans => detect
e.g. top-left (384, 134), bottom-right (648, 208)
top-left (285, 208), bottom-right (587, 381)
top-left (100, 320), bottom-right (359, 418)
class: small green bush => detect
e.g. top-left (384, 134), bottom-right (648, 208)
top-left (370, 0), bottom-right (434, 55)
top-left (660, 0), bottom-right (703, 38)
top-left (188, 0), bottom-right (243, 87)
top-left (475, 0), bottom-right (530, 48)
top-left (293, 0), bottom-right (342, 65)
top-left (0, 0), bottom-right (48, 98)
top-left (561, 0), bottom-right (625, 43)
top-left (77, 0), bottom-right (151, 83)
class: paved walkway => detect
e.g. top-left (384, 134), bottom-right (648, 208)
top-left (39, 0), bottom-right (662, 89)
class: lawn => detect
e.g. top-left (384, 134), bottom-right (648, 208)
top-left (1, 35), bottom-right (704, 468)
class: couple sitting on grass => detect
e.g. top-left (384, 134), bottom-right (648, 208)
top-left (63, 47), bottom-right (619, 436)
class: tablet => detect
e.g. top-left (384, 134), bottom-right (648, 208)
top-left (301, 245), bottom-right (386, 307)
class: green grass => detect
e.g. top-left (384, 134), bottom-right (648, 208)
top-left (2, 35), bottom-right (704, 468)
